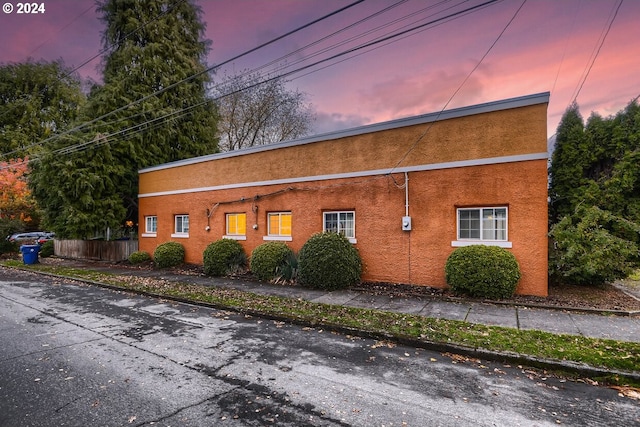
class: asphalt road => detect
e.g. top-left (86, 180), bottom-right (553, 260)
top-left (0, 268), bottom-right (638, 427)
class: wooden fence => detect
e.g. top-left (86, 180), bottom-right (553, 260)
top-left (54, 239), bottom-right (138, 262)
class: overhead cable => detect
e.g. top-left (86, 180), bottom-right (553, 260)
top-left (10, 0), bottom-right (502, 164)
top-left (389, 0), bottom-right (527, 173)
top-left (3, 0), bottom-right (366, 159)
top-left (571, 0), bottom-right (624, 103)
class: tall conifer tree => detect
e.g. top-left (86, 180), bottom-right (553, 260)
top-left (548, 102), bottom-right (586, 224)
top-left (548, 99), bottom-right (640, 285)
top-left (30, 0), bottom-right (218, 238)
top-left (0, 60), bottom-right (85, 159)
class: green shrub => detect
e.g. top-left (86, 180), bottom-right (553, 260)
top-left (298, 232), bottom-right (362, 290)
top-left (274, 251), bottom-right (299, 284)
top-left (39, 240), bottom-right (54, 258)
top-left (549, 206), bottom-right (640, 285)
top-left (0, 239), bottom-right (17, 255)
top-left (445, 245), bottom-right (521, 299)
top-left (228, 251), bottom-right (248, 275)
top-left (153, 242), bottom-right (185, 268)
top-left (128, 251), bottom-right (151, 264)
top-left (0, 219), bottom-right (24, 253)
top-left (250, 241), bottom-right (294, 281)
top-left (203, 238), bottom-right (246, 276)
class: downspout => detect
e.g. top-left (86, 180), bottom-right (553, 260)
top-left (405, 172), bottom-right (411, 284)
top-left (405, 172), bottom-right (409, 217)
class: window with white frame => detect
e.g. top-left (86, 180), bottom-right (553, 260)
top-left (172, 214), bottom-right (189, 237)
top-left (454, 207), bottom-right (510, 248)
top-left (265, 212), bottom-right (292, 241)
top-left (143, 216), bottom-right (157, 237)
top-left (225, 213), bottom-right (246, 240)
top-left (323, 211), bottom-right (356, 243)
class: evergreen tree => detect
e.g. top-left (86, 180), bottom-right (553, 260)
top-left (548, 99), bottom-right (640, 285)
top-left (0, 60), bottom-right (85, 159)
top-left (92, 0), bottom-right (218, 165)
top-left (29, 134), bottom-right (126, 238)
top-left (548, 102), bottom-right (587, 223)
top-left (550, 99), bottom-right (640, 224)
top-left (29, 0), bottom-right (218, 238)
top-left (600, 101), bottom-right (640, 223)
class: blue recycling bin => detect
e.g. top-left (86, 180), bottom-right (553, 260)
top-left (20, 245), bottom-right (40, 265)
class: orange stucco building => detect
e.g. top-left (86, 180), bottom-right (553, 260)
top-left (138, 92), bottom-right (550, 296)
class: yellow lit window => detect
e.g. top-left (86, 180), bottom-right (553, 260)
top-left (226, 213), bottom-right (246, 235)
top-left (268, 212), bottom-right (292, 236)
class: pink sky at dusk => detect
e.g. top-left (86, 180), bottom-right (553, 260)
top-left (0, 0), bottom-right (638, 139)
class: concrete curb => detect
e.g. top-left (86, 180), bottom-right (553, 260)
top-left (9, 265), bottom-right (639, 384)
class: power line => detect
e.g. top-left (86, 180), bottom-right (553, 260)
top-left (550, 0), bottom-right (581, 96)
top-left (215, 0), bottom-right (502, 106)
top-left (218, 0), bottom-right (447, 88)
top-left (0, 0), bottom-right (189, 129)
top-left (243, 0), bottom-right (501, 88)
top-left (6, 0), bottom-right (501, 164)
top-left (289, 0), bottom-right (499, 83)
top-left (2, 0), bottom-right (366, 159)
top-left (571, 0), bottom-right (624, 103)
top-left (11, 0), bottom-right (391, 160)
top-left (389, 0), bottom-right (527, 173)
top-left (52, 0), bottom-right (503, 162)
top-left (208, 0), bottom-right (410, 96)
top-left (23, 4), bottom-right (95, 58)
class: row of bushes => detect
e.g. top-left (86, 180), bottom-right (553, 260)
top-left (130, 232), bottom-right (363, 290)
top-left (131, 235), bottom-right (522, 298)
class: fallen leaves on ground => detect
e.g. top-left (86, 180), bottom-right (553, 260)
top-left (610, 385), bottom-right (640, 400)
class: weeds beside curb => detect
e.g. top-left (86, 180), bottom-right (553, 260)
top-left (3, 261), bottom-right (639, 387)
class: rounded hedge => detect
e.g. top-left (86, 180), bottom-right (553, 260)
top-left (250, 241), bottom-right (294, 281)
top-left (153, 242), bottom-right (185, 268)
top-left (298, 232), bottom-right (362, 290)
top-left (445, 245), bottom-right (521, 299)
top-left (128, 250), bottom-right (151, 265)
top-left (203, 238), bottom-right (246, 276)
top-left (0, 239), bottom-right (17, 255)
top-left (39, 240), bottom-right (54, 258)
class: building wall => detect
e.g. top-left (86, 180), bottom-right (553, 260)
top-left (139, 101), bottom-right (548, 195)
top-left (138, 94), bottom-right (550, 296)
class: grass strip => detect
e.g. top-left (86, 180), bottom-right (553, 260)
top-left (4, 261), bottom-right (639, 384)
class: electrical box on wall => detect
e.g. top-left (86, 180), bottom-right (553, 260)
top-left (402, 216), bottom-right (412, 231)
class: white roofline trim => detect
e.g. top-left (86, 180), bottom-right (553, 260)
top-left (139, 92), bottom-right (550, 174)
top-left (139, 152), bottom-right (548, 198)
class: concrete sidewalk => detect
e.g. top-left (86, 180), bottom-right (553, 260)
top-left (67, 261), bottom-right (640, 344)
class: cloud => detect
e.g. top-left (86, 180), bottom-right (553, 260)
top-left (358, 64), bottom-right (487, 121)
top-left (312, 111), bottom-right (370, 135)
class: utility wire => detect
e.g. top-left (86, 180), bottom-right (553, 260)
top-left (84, 1), bottom-right (505, 157)
top-left (0, 0), bottom-right (188, 126)
top-left (571, 0), bottom-right (623, 103)
top-left (219, 0), bottom-right (499, 93)
top-left (290, 0), bottom-right (499, 83)
top-left (551, 0), bottom-right (581, 96)
top-left (3, 0), bottom-right (366, 159)
top-left (389, 0), bottom-right (527, 173)
top-left (10, 0), bottom-right (406, 160)
top-left (9, 0), bottom-right (499, 161)
top-left (215, 0), bottom-right (448, 89)
top-left (11, 0), bottom-right (503, 165)
top-left (214, 0), bottom-right (502, 110)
